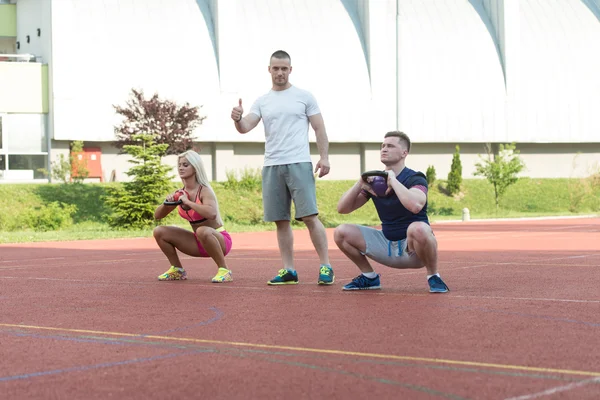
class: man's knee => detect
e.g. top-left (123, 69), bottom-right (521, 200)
top-left (335, 225), bottom-right (367, 254)
top-left (407, 222), bottom-right (434, 243)
top-left (275, 220), bottom-right (291, 229)
top-left (334, 224), bottom-right (356, 244)
top-left (302, 214), bottom-right (319, 226)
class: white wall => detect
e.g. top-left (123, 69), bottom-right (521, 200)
top-left (15, 0), bottom-right (53, 154)
top-left (50, 0), bottom-right (220, 142)
top-left (15, 0), bottom-right (51, 62)
top-left (50, 138), bottom-right (600, 182)
top-left (397, 0), bottom-right (507, 143)
top-left (216, 0), bottom-right (373, 143)
top-left (518, 0), bottom-right (600, 143)
top-left (46, 0), bottom-right (374, 144)
top-left (517, 144), bottom-right (600, 179)
top-left (41, 0), bottom-right (600, 146)
top-left (19, 0), bottom-right (600, 185)
top-left (355, 0), bottom-right (399, 135)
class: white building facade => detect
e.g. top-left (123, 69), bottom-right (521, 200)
top-left (1, 0), bottom-right (599, 182)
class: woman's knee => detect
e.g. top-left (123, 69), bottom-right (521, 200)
top-left (153, 225), bottom-right (167, 240)
top-left (194, 226), bottom-right (210, 240)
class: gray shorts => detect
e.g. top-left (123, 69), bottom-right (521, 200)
top-left (262, 162), bottom-right (318, 221)
top-left (358, 226), bottom-right (423, 269)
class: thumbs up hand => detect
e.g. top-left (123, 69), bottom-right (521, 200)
top-left (231, 98), bottom-right (243, 122)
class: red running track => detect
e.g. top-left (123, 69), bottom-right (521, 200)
top-left (0, 217), bottom-right (599, 399)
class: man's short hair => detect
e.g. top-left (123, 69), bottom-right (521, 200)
top-left (384, 131), bottom-right (411, 152)
top-left (270, 50), bottom-right (291, 63)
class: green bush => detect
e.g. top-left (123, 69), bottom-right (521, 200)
top-left (447, 145), bottom-right (462, 195)
top-left (426, 165), bottom-right (436, 185)
top-left (27, 202), bottom-right (78, 232)
top-left (105, 133), bottom-right (175, 230)
top-left (474, 143), bottom-right (525, 209)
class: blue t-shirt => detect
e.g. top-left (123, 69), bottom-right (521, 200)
top-left (364, 167), bottom-right (429, 241)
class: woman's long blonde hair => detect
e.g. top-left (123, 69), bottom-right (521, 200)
top-left (178, 150), bottom-right (210, 187)
top-left (178, 150), bottom-right (223, 225)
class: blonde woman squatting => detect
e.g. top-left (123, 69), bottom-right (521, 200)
top-left (153, 150), bottom-right (233, 283)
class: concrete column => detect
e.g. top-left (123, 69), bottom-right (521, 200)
top-left (213, 142), bottom-right (235, 182)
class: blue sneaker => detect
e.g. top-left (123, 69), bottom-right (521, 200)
top-left (268, 269), bottom-right (299, 285)
top-left (428, 275), bottom-right (449, 293)
top-left (342, 274), bottom-right (381, 291)
top-left (318, 265), bottom-right (335, 285)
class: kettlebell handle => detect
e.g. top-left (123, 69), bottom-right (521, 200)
top-left (361, 170), bottom-right (388, 182)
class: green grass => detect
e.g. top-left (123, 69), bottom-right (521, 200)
top-left (0, 176), bottom-right (598, 244)
top-left (426, 177), bottom-right (600, 217)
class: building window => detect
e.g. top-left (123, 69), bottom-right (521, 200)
top-left (0, 114), bottom-right (48, 181)
top-left (8, 154), bottom-right (47, 180)
top-left (6, 114), bottom-right (46, 152)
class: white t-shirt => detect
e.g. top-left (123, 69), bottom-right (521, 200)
top-left (249, 85), bottom-right (321, 166)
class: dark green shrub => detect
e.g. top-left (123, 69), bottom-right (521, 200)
top-left (426, 165), bottom-right (436, 185)
top-left (447, 145), bottom-right (463, 195)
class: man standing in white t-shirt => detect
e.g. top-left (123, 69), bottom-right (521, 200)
top-left (230, 50), bottom-right (334, 286)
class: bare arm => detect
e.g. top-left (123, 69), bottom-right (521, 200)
top-left (234, 113), bottom-right (261, 134)
top-left (154, 204), bottom-right (176, 220)
top-left (231, 98), bottom-right (261, 134)
top-left (309, 113), bottom-right (330, 177)
top-left (180, 189), bottom-right (218, 220)
top-left (154, 190), bottom-right (180, 220)
top-left (337, 180), bottom-right (371, 214)
top-left (386, 171), bottom-right (427, 214)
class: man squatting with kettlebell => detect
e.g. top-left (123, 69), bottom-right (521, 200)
top-left (334, 131), bottom-right (450, 293)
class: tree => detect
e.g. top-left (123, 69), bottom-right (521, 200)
top-left (105, 133), bottom-right (175, 229)
top-left (113, 88), bottom-right (205, 155)
top-left (474, 143), bottom-right (525, 209)
top-left (426, 165), bottom-right (436, 186)
top-left (446, 145), bottom-right (462, 195)
top-left (70, 140), bottom-right (89, 183)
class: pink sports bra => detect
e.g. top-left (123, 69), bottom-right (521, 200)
top-left (177, 186), bottom-right (207, 224)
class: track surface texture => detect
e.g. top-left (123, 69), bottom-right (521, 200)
top-left (1, 217), bottom-right (599, 399)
